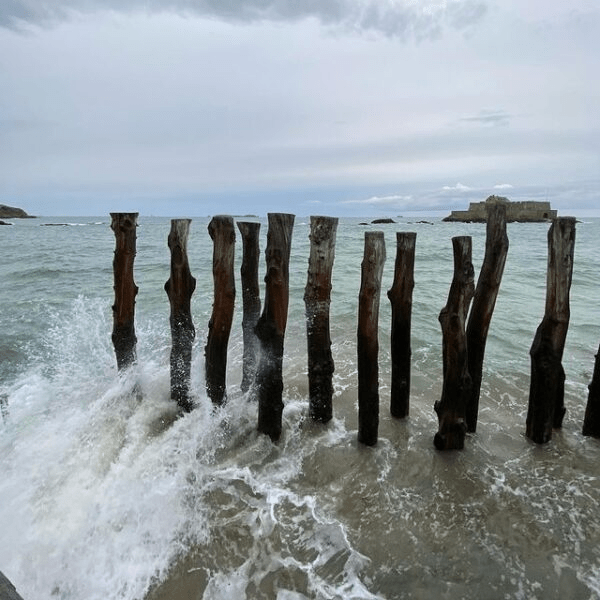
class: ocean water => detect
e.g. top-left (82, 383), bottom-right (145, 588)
top-left (0, 215), bottom-right (599, 600)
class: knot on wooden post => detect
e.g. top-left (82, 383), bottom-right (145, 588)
top-left (110, 212), bottom-right (139, 371)
top-left (527, 217), bottom-right (576, 444)
top-left (357, 231), bottom-right (386, 446)
top-left (304, 216), bottom-right (338, 423)
top-left (205, 215), bottom-right (236, 406)
top-left (434, 235), bottom-right (474, 451)
top-left (165, 219), bottom-right (196, 412)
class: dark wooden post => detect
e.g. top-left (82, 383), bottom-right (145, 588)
top-left (357, 231), bottom-right (386, 446)
top-left (526, 217), bottom-right (576, 444)
top-left (164, 219), bottom-right (196, 412)
top-left (205, 215), bottom-right (236, 405)
top-left (465, 203), bottom-right (509, 432)
top-left (237, 221), bottom-right (262, 393)
top-left (255, 213), bottom-right (295, 441)
top-left (110, 212), bottom-right (138, 371)
top-left (387, 232), bottom-right (416, 419)
top-left (304, 216), bottom-right (339, 423)
top-left (434, 236), bottom-right (474, 451)
top-left (582, 343), bottom-right (600, 438)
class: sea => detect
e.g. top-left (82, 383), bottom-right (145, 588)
top-left (0, 215), bottom-right (599, 600)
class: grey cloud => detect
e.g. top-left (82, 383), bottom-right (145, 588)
top-left (459, 109), bottom-right (512, 127)
top-left (1, 0), bottom-right (488, 39)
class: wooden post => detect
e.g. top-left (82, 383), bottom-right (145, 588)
top-left (465, 203), bottom-right (509, 432)
top-left (237, 221), bottom-right (262, 393)
top-left (582, 343), bottom-right (600, 438)
top-left (434, 236), bottom-right (474, 451)
top-left (387, 232), bottom-right (416, 419)
top-left (205, 215), bottom-right (236, 405)
top-left (304, 216), bottom-right (339, 423)
top-left (110, 212), bottom-right (138, 371)
top-left (164, 219), bottom-right (196, 412)
top-left (526, 217), bottom-right (576, 444)
top-left (357, 231), bottom-right (386, 446)
top-left (255, 213), bottom-right (295, 441)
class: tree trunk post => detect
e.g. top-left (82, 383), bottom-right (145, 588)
top-left (582, 343), bottom-right (600, 438)
top-left (434, 236), bottom-right (475, 451)
top-left (255, 213), bottom-right (295, 441)
top-left (237, 221), bottom-right (262, 393)
top-left (526, 217), bottom-right (576, 444)
top-left (465, 203), bottom-right (509, 432)
top-left (304, 216), bottom-right (339, 423)
top-left (110, 212), bottom-right (138, 371)
top-left (205, 215), bottom-right (236, 405)
top-left (357, 231), bottom-right (386, 446)
top-left (164, 219), bottom-right (196, 412)
top-left (387, 232), bottom-right (416, 419)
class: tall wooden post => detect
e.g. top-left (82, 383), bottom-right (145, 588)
top-left (466, 204), bottom-right (509, 432)
top-left (304, 216), bottom-right (339, 423)
top-left (110, 212), bottom-right (138, 371)
top-left (357, 231), bottom-right (386, 446)
top-left (165, 219), bottom-right (196, 412)
top-left (582, 344), bottom-right (600, 438)
top-left (237, 221), bottom-right (261, 393)
top-left (255, 213), bottom-right (295, 441)
top-left (434, 236), bottom-right (474, 451)
top-left (205, 216), bottom-right (236, 405)
top-left (387, 232), bottom-right (416, 419)
top-left (526, 217), bottom-right (576, 444)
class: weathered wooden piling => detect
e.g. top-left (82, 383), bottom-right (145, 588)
top-left (164, 219), bottom-right (196, 412)
top-left (205, 215), bottom-right (236, 405)
top-left (237, 221), bottom-right (262, 393)
top-left (255, 213), bottom-right (295, 441)
top-left (110, 212), bottom-right (138, 371)
top-left (357, 231), bottom-right (386, 446)
top-left (466, 203), bottom-right (509, 432)
top-left (526, 217), bottom-right (576, 444)
top-left (434, 236), bottom-right (475, 451)
top-left (582, 343), bottom-right (600, 438)
top-left (387, 232), bottom-right (416, 419)
top-left (304, 216), bottom-right (339, 423)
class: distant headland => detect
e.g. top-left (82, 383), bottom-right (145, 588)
top-left (0, 204), bottom-right (35, 219)
top-left (443, 195), bottom-right (557, 223)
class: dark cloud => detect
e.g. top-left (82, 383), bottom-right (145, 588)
top-left (1, 0), bottom-right (488, 39)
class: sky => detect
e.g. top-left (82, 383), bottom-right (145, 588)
top-left (0, 0), bottom-right (598, 217)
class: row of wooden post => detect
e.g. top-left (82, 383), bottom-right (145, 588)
top-left (110, 211), bottom-right (600, 448)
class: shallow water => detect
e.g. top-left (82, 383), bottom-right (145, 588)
top-left (1, 215), bottom-right (599, 599)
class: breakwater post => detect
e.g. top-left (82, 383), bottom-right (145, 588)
top-left (357, 231), bottom-right (386, 446)
top-left (434, 236), bottom-right (475, 450)
top-left (110, 212), bottom-right (138, 371)
top-left (387, 232), bottom-right (416, 419)
top-left (466, 203), bottom-right (509, 432)
top-left (255, 213), bottom-right (295, 441)
top-left (205, 216), bottom-right (236, 405)
top-left (237, 221), bottom-right (262, 393)
top-left (526, 217), bottom-right (576, 444)
top-left (304, 216), bottom-right (339, 423)
top-left (164, 219), bottom-right (196, 412)
top-left (582, 343), bottom-right (600, 437)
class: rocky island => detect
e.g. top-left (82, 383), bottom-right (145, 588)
top-left (443, 195), bottom-right (557, 223)
top-left (0, 204), bottom-right (35, 219)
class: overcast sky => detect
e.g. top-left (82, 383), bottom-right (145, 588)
top-left (0, 0), bottom-right (598, 217)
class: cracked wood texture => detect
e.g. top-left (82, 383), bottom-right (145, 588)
top-left (205, 216), bottom-right (236, 405)
top-left (357, 231), bottom-right (386, 446)
top-left (434, 236), bottom-right (474, 451)
top-left (304, 216), bottom-right (338, 423)
top-left (255, 213), bottom-right (295, 442)
top-left (110, 212), bottom-right (138, 371)
top-left (526, 217), bottom-right (576, 444)
top-left (165, 219), bottom-right (196, 412)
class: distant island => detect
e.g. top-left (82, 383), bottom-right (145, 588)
top-left (0, 204), bottom-right (35, 219)
top-left (443, 195), bottom-right (557, 223)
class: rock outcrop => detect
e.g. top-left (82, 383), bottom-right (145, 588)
top-left (0, 571), bottom-right (25, 600)
top-left (443, 196), bottom-right (557, 223)
top-left (0, 204), bottom-right (34, 218)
